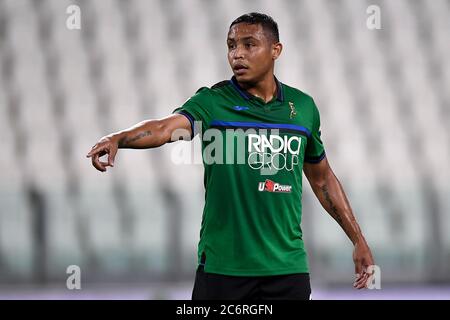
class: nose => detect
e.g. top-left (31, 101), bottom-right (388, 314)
top-left (232, 44), bottom-right (245, 60)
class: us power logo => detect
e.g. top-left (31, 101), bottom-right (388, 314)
top-left (258, 179), bottom-right (292, 193)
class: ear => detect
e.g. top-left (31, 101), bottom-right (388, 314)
top-left (272, 42), bottom-right (283, 60)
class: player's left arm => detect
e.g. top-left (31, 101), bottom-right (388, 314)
top-left (303, 157), bottom-right (375, 289)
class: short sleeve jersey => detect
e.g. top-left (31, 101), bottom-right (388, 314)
top-left (173, 76), bottom-right (325, 276)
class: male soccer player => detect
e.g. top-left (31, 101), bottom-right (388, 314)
top-left (87, 13), bottom-right (374, 300)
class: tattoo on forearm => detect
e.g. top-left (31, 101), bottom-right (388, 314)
top-left (120, 130), bottom-right (152, 146)
top-left (320, 185), bottom-right (344, 226)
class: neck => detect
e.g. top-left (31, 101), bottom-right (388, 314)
top-left (238, 72), bottom-right (277, 103)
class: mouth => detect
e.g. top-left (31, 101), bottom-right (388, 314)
top-left (233, 63), bottom-right (249, 74)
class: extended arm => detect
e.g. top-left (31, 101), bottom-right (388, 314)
top-left (303, 157), bottom-right (375, 289)
top-left (86, 114), bottom-right (191, 172)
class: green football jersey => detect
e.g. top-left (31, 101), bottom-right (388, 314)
top-left (173, 76), bottom-right (325, 276)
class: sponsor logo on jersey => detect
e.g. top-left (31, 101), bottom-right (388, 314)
top-left (248, 134), bottom-right (301, 155)
top-left (248, 133), bottom-right (301, 172)
top-left (233, 105), bottom-right (249, 111)
top-left (258, 179), bottom-right (292, 193)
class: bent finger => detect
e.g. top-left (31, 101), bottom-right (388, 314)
top-left (92, 154), bottom-right (106, 172)
top-left (87, 144), bottom-right (107, 158)
top-left (354, 274), bottom-right (369, 289)
top-left (108, 148), bottom-right (117, 166)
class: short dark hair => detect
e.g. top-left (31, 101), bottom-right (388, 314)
top-left (229, 12), bottom-right (279, 43)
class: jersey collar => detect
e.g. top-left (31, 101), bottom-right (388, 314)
top-left (230, 76), bottom-right (284, 102)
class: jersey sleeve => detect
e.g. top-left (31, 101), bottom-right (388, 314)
top-left (172, 87), bottom-right (212, 137)
top-left (304, 98), bottom-right (326, 163)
